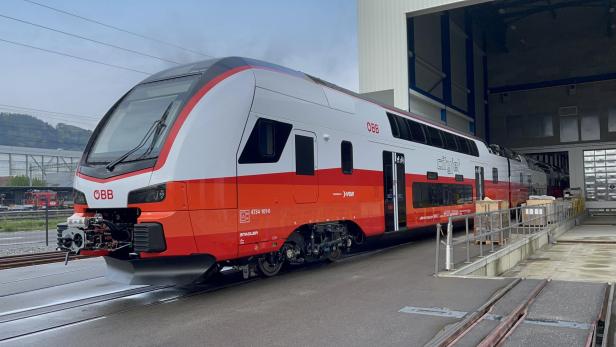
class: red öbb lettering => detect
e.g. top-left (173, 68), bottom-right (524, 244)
top-left (366, 122), bottom-right (380, 134)
top-left (93, 189), bottom-right (114, 200)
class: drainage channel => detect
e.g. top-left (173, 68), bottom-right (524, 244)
top-left (417, 279), bottom-right (613, 347)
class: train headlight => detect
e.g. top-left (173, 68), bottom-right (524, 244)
top-left (128, 184), bottom-right (166, 204)
top-left (74, 190), bottom-right (87, 205)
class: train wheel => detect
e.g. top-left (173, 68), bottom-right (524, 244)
top-left (326, 248), bottom-right (343, 263)
top-left (257, 252), bottom-right (284, 277)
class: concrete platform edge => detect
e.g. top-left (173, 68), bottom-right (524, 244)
top-left (439, 216), bottom-right (582, 278)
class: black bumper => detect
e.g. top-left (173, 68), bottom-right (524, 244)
top-left (133, 223), bottom-right (166, 253)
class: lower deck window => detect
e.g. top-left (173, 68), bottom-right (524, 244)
top-left (412, 182), bottom-right (473, 208)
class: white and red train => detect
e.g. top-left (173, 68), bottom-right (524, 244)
top-left (58, 57), bottom-right (559, 283)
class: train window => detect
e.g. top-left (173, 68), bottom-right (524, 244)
top-left (295, 135), bottom-right (314, 175)
top-left (407, 119), bottom-right (426, 144)
top-left (469, 140), bottom-right (479, 156)
top-left (442, 132), bottom-right (458, 152)
top-left (458, 138), bottom-right (470, 154)
top-left (425, 126), bottom-right (444, 148)
top-left (396, 117), bottom-right (411, 141)
top-left (455, 174), bottom-right (464, 182)
top-left (386, 113), bottom-right (400, 138)
top-left (493, 168), bottom-right (498, 184)
top-left (259, 121), bottom-right (275, 157)
top-left (412, 182), bottom-right (473, 208)
top-left (239, 118), bottom-right (292, 164)
top-left (386, 112), bottom-right (478, 156)
top-left (427, 171), bottom-right (438, 180)
top-left (341, 141), bottom-right (353, 174)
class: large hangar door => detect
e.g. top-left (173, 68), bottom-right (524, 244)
top-left (584, 149), bottom-right (616, 202)
top-left (383, 151), bottom-right (407, 231)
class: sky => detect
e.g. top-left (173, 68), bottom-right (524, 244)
top-left (0, 0), bottom-right (358, 129)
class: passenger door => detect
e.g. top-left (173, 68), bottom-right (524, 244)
top-left (293, 130), bottom-right (318, 203)
top-left (475, 166), bottom-right (485, 200)
top-left (383, 151), bottom-right (407, 231)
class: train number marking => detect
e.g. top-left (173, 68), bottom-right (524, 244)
top-left (239, 208), bottom-right (272, 223)
top-left (250, 208), bottom-right (271, 215)
top-left (93, 189), bottom-right (114, 200)
top-left (366, 122), bottom-right (380, 134)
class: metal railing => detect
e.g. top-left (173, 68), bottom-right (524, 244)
top-left (0, 208), bottom-right (72, 253)
top-left (0, 209), bottom-right (73, 220)
top-left (435, 201), bottom-right (581, 274)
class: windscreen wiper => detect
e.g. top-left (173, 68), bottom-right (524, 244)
top-left (105, 102), bottom-right (174, 172)
top-left (136, 102), bottom-right (175, 160)
top-left (105, 120), bottom-right (161, 171)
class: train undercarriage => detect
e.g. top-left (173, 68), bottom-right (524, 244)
top-left (57, 209), bottom-right (365, 284)
top-left (246, 222), bottom-right (365, 278)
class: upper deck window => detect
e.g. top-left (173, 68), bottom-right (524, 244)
top-left (386, 112), bottom-right (479, 157)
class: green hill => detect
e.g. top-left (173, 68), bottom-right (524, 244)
top-left (0, 113), bottom-right (92, 150)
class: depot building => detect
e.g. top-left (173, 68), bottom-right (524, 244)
top-left (358, 0), bottom-right (616, 209)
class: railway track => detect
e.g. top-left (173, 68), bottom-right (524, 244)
top-left (425, 279), bottom-right (614, 347)
top-left (0, 238), bottom-right (418, 343)
top-left (0, 267), bottom-right (261, 343)
top-left (0, 251), bottom-right (88, 270)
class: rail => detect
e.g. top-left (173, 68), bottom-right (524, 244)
top-left (0, 251), bottom-right (88, 269)
top-left (434, 200), bottom-right (582, 274)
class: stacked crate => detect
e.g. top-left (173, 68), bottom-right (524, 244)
top-left (522, 197), bottom-right (555, 226)
top-left (474, 199), bottom-right (509, 244)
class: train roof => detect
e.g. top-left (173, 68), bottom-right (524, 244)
top-left (141, 57), bottom-right (484, 143)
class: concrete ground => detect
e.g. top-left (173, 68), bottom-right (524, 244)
top-left (452, 279), bottom-right (606, 347)
top-left (502, 220), bottom-right (616, 282)
top-left (0, 221), bottom-right (612, 347)
top-left (0, 231), bottom-right (515, 347)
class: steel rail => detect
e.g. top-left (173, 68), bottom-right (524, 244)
top-left (0, 284), bottom-right (172, 324)
top-left (477, 279), bottom-right (549, 347)
top-left (423, 278), bottom-right (522, 347)
top-left (0, 252), bottom-right (88, 270)
top-left (0, 273), bottom-right (260, 343)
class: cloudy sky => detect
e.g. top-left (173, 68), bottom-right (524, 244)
top-left (0, 0), bottom-right (358, 129)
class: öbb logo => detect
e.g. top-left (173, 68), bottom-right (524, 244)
top-left (93, 189), bottom-right (114, 200)
top-left (366, 122), bottom-right (380, 134)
